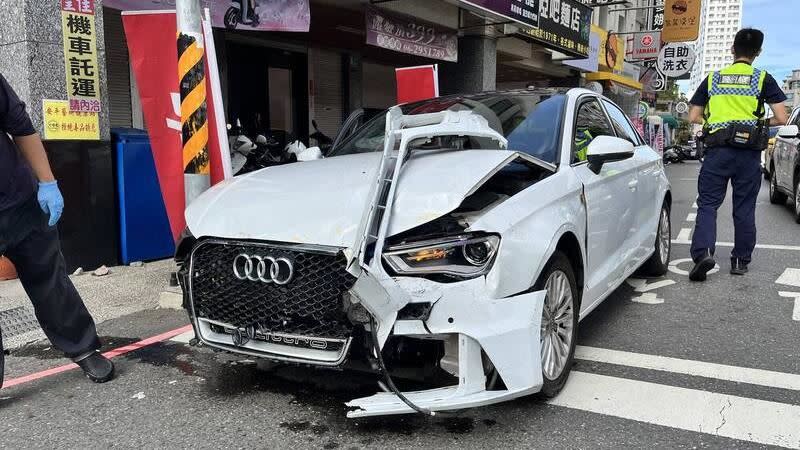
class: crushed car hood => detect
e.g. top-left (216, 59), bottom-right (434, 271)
top-left (186, 150), bottom-right (521, 248)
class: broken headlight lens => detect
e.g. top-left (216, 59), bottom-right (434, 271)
top-left (383, 234), bottom-right (500, 278)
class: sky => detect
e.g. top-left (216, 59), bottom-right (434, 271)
top-left (679, 0), bottom-right (800, 94)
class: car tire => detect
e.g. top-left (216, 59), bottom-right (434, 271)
top-left (534, 251), bottom-right (578, 399)
top-left (769, 170), bottom-right (788, 205)
top-left (794, 176), bottom-right (800, 224)
top-left (638, 201), bottom-right (671, 277)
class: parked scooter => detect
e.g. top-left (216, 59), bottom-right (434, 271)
top-left (310, 120), bottom-right (334, 155)
top-left (663, 145), bottom-right (684, 165)
top-left (223, 0), bottom-right (260, 30)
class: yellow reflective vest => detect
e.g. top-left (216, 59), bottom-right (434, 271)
top-left (705, 62), bottom-right (767, 134)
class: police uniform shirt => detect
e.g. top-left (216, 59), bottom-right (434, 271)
top-left (0, 74), bottom-right (37, 212)
top-left (690, 63), bottom-right (787, 108)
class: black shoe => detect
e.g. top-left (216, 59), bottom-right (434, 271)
top-left (73, 351), bottom-right (115, 383)
top-left (730, 259), bottom-right (749, 276)
top-left (689, 255), bottom-right (716, 282)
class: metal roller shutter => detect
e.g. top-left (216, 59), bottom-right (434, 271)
top-left (312, 48), bottom-right (343, 137)
top-left (103, 7), bottom-right (132, 128)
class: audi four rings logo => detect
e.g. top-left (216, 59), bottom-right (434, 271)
top-left (233, 254), bottom-right (295, 284)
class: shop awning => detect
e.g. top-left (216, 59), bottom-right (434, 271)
top-left (585, 72), bottom-right (643, 91)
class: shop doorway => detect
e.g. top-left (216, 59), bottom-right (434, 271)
top-left (226, 43), bottom-right (309, 147)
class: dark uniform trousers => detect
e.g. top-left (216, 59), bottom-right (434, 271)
top-left (691, 146), bottom-right (762, 264)
top-left (0, 195), bottom-right (100, 358)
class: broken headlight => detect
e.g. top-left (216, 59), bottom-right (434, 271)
top-left (383, 234), bottom-right (500, 278)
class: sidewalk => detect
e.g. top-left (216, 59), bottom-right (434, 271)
top-left (0, 259), bottom-right (178, 350)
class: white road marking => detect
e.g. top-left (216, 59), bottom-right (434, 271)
top-left (626, 278), bottom-right (676, 293)
top-left (778, 292), bottom-right (800, 321)
top-left (170, 330), bottom-right (195, 344)
top-left (575, 346), bottom-right (800, 391)
top-left (630, 293), bottom-right (664, 305)
top-left (686, 213), bottom-right (696, 222)
top-left (672, 240), bottom-right (800, 252)
top-left (549, 371), bottom-right (800, 448)
top-left (776, 268), bottom-right (800, 288)
top-left (668, 258), bottom-right (720, 276)
top-left (692, 201), bottom-right (698, 208)
top-left (676, 227), bottom-right (692, 242)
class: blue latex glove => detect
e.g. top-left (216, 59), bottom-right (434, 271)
top-left (37, 181), bottom-right (64, 227)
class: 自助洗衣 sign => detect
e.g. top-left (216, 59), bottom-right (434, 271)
top-left (662, 0), bottom-right (701, 42)
top-left (657, 42), bottom-right (695, 78)
top-left (60, 0), bottom-right (101, 113)
top-left (459, 0), bottom-right (592, 58)
top-left (43, 99), bottom-right (100, 140)
top-left (366, 6), bottom-right (458, 62)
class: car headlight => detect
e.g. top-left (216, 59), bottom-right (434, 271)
top-left (383, 234), bottom-right (500, 278)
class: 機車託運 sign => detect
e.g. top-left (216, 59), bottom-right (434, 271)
top-left (459, 0), bottom-right (592, 58)
top-left (60, 0), bottom-right (101, 113)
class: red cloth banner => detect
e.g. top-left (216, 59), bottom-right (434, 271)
top-left (395, 65), bottom-right (439, 104)
top-left (122, 11), bottom-right (228, 241)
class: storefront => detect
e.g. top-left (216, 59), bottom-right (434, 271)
top-left (583, 26), bottom-right (644, 118)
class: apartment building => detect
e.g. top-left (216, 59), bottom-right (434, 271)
top-left (783, 70), bottom-right (800, 110)
top-left (688, 0), bottom-right (743, 91)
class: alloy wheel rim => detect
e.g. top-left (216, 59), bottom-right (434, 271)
top-left (540, 270), bottom-right (574, 381)
top-left (658, 208), bottom-right (671, 265)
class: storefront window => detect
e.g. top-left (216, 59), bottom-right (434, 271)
top-left (330, 92), bottom-right (568, 164)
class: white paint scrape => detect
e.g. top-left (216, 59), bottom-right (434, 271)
top-left (549, 371), bottom-right (800, 448)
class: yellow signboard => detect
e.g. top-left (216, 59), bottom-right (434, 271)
top-left (596, 26), bottom-right (625, 72)
top-left (60, 3), bottom-right (101, 112)
top-left (42, 99), bottom-right (100, 140)
top-left (662, 0), bottom-right (702, 43)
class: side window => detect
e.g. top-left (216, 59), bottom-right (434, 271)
top-left (573, 98), bottom-right (615, 164)
top-left (602, 99), bottom-right (641, 145)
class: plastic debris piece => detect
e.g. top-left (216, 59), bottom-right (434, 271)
top-left (131, 392), bottom-right (146, 400)
top-left (71, 267), bottom-right (84, 276)
top-left (92, 265), bottom-right (110, 277)
top-left (129, 261), bottom-right (144, 267)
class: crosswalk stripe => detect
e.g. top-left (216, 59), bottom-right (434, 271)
top-left (575, 346), bottom-right (800, 392)
top-left (676, 228), bottom-right (692, 242)
top-left (549, 371), bottom-right (800, 448)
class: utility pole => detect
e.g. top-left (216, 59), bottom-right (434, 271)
top-left (176, 0), bottom-right (210, 205)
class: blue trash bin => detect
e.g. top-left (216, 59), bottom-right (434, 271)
top-left (112, 128), bottom-right (176, 264)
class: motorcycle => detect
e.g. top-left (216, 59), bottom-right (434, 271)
top-left (223, 0), bottom-right (260, 30)
top-left (663, 145), bottom-right (684, 165)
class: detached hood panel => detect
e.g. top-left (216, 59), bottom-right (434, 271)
top-left (186, 150), bottom-right (519, 248)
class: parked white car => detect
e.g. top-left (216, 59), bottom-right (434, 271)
top-left (176, 88), bottom-right (671, 418)
top-left (769, 112), bottom-right (800, 222)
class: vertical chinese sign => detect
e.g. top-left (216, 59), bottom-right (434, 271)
top-left (60, 0), bottom-right (101, 113)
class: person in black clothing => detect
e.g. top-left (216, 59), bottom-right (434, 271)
top-left (0, 73), bottom-right (114, 383)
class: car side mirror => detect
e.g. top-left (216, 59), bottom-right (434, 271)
top-left (586, 136), bottom-right (635, 174)
top-left (777, 124), bottom-right (800, 139)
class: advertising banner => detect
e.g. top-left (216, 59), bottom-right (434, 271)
top-left (106, 0), bottom-right (309, 32)
top-left (563, 26), bottom-right (600, 72)
top-left (460, 0), bottom-right (592, 57)
top-left (366, 7), bottom-right (458, 62)
top-left (42, 99), bottom-right (100, 140)
top-left (629, 31), bottom-right (662, 60)
top-left (60, 0), bottom-right (101, 113)
top-left (122, 10), bottom-right (230, 241)
top-left (597, 27), bottom-right (625, 72)
top-left (396, 65), bottom-right (439, 104)
top-left (662, 0), bottom-right (701, 43)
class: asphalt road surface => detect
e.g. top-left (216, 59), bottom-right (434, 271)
top-left (1, 161), bottom-right (799, 449)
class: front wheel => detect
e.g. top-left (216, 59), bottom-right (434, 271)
top-left (223, 7), bottom-right (240, 29)
top-left (794, 177), bottom-right (800, 224)
top-left (769, 169), bottom-right (788, 205)
top-left (535, 251), bottom-right (578, 398)
top-left (638, 201), bottom-right (671, 277)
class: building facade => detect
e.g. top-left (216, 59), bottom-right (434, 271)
top-left (689, 0), bottom-right (743, 92)
top-left (783, 69), bottom-right (800, 111)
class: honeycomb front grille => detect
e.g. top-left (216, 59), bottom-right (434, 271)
top-left (189, 241), bottom-right (357, 339)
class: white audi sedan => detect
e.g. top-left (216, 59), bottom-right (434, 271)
top-left (176, 88), bottom-right (671, 418)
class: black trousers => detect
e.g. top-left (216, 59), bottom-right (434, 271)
top-left (0, 195), bottom-right (100, 358)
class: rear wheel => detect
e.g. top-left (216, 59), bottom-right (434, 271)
top-left (535, 252), bottom-right (578, 398)
top-left (638, 201), bottom-right (671, 277)
top-left (770, 168), bottom-right (788, 204)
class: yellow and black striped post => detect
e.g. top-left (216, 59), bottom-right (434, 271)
top-left (176, 0), bottom-right (209, 203)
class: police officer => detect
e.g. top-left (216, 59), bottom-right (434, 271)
top-left (687, 28), bottom-right (788, 281)
top-left (0, 73), bottom-right (114, 382)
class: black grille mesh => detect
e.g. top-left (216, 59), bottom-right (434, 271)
top-left (190, 241), bottom-right (357, 339)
